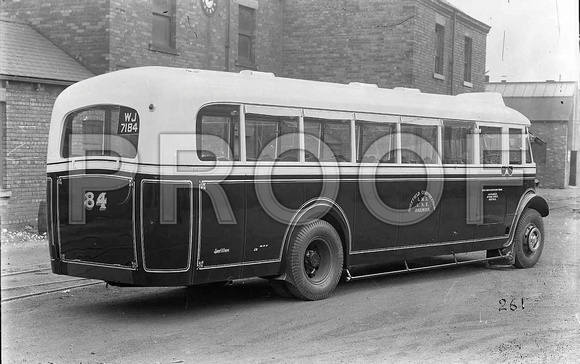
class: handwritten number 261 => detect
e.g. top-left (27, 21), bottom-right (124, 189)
top-left (499, 298), bottom-right (524, 311)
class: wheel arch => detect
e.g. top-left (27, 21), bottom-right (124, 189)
top-left (506, 189), bottom-right (549, 249)
top-left (276, 198), bottom-right (352, 279)
top-left (524, 195), bottom-right (549, 218)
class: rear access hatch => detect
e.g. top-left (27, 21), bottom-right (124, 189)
top-left (57, 175), bottom-right (136, 268)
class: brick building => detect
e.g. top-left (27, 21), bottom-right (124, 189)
top-left (486, 81), bottom-right (580, 188)
top-left (1, 0), bottom-right (489, 228)
top-left (0, 18), bottom-right (94, 228)
top-left (1, 0), bottom-right (285, 75)
top-left (283, 0), bottom-right (490, 93)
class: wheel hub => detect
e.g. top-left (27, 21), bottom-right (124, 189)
top-left (525, 225), bottom-right (541, 252)
top-left (304, 250), bottom-right (321, 278)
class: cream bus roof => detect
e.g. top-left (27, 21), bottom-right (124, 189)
top-left (56, 66), bottom-right (530, 126)
top-left (47, 67), bottom-right (531, 165)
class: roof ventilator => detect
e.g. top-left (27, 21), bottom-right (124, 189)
top-left (239, 70), bottom-right (275, 77)
top-left (393, 87), bottom-right (421, 93)
top-left (348, 82), bottom-right (378, 88)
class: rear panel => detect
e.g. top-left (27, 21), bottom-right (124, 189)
top-left (140, 180), bottom-right (193, 272)
top-left (57, 175), bottom-right (136, 268)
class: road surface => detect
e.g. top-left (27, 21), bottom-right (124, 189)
top-left (2, 189), bottom-right (579, 363)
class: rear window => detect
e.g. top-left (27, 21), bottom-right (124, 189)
top-left (61, 105), bottom-right (139, 158)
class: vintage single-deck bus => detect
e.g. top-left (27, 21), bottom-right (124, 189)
top-left (46, 67), bottom-right (549, 300)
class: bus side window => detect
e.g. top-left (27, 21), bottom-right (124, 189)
top-left (356, 121), bottom-right (396, 163)
top-left (304, 120), bottom-right (322, 162)
top-left (400, 118), bottom-right (439, 164)
top-left (525, 131), bottom-right (533, 164)
top-left (245, 114), bottom-right (299, 162)
top-left (304, 118), bottom-right (351, 162)
top-left (196, 104), bottom-right (240, 161)
top-left (277, 118), bottom-right (300, 161)
top-left (509, 128), bottom-right (523, 165)
top-left (443, 120), bottom-right (474, 164)
top-left (480, 126), bottom-right (502, 164)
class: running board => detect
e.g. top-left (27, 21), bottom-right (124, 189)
top-left (344, 249), bottom-right (512, 282)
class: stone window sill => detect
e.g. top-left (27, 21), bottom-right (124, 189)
top-left (236, 60), bottom-right (257, 70)
top-left (433, 73), bottom-right (445, 81)
top-left (149, 43), bottom-right (180, 56)
top-left (463, 81), bottom-right (473, 88)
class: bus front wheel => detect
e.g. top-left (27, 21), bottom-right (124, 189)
top-left (285, 220), bottom-right (344, 301)
top-left (513, 208), bottom-right (544, 268)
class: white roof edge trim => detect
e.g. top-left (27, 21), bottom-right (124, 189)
top-left (303, 109), bottom-right (353, 119)
top-left (244, 104), bottom-right (301, 117)
top-left (354, 113), bottom-right (399, 123)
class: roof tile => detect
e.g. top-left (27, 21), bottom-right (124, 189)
top-left (486, 81), bottom-right (576, 98)
top-left (486, 82), bottom-right (576, 121)
top-left (0, 19), bottom-right (93, 82)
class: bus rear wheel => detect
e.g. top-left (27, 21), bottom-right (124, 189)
top-left (285, 220), bottom-right (343, 301)
top-left (513, 208), bottom-right (544, 268)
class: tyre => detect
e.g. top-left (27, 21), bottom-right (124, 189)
top-left (285, 220), bottom-right (344, 300)
top-left (513, 208), bottom-right (544, 268)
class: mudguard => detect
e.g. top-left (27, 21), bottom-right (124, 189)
top-left (505, 189), bottom-right (549, 250)
top-left (273, 198), bottom-right (352, 280)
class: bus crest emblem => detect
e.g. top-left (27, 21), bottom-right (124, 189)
top-left (408, 190), bottom-right (436, 213)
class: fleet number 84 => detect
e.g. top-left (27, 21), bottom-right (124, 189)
top-left (84, 192), bottom-right (107, 211)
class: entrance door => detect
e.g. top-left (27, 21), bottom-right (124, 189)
top-left (474, 125), bottom-right (508, 239)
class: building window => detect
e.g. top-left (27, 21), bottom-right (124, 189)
top-left (238, 6), bottom-right (255, 66)
top-left (464, 37), bottom-right (472, 83)
top-left (151, 0), bottom-right (177, 53)
top-left (434, 23), bottom-right (445, 75)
